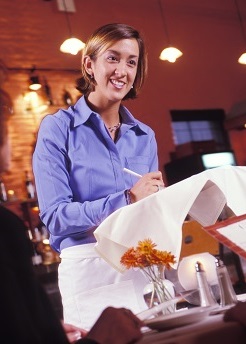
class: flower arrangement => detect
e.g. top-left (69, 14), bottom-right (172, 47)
top-left (120, 238), bottom-right (176, 312)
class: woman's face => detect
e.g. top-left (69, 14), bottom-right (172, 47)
top-left (88, 38), bottom-right (139, 103)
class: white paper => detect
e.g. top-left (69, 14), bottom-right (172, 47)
top-left (217, 220), bottom-right (246, 250)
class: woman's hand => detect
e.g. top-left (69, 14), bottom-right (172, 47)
top-left (129, 171), bottom-right (165, 202)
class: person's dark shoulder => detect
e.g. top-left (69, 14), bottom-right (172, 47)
top-left (0, 205), bottom-right (27, 229)
top-left (0, 205), bottom-right (32, 264)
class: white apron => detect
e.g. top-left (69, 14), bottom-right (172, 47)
top-left (58, 243), bottom-right (148, 330)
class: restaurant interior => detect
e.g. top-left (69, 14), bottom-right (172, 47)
top-left (1, 0), bottom-right (246, 342)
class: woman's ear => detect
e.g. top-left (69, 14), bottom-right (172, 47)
top-left (83, 56), bottom-right (93, 76)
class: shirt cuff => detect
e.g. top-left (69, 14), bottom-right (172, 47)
top-left (124, 189), bottom-right (132, 205)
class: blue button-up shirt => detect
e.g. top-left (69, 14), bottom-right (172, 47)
top-left (33, 96), bottom-right (158, 252)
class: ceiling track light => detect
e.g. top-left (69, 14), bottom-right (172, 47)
top-left (29, 66), bottom-right (42, 91)
top-left (158, 0), bottom-right (183, 63)
top-left (234, 0), bottom-right (246, 65)
top-left (59, 0), bottom-right (85, 55)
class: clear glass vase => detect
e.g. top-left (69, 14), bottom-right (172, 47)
top-left (143, 265), bottom-right (175, 315)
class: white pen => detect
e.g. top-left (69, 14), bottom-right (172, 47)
top-left (123, 167), bottom-right (142, 178)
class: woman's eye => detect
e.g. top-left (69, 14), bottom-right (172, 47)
top-left (128, 60), bottom-right (137, 66)
top-left (107, 55), bottom-right (118, 62)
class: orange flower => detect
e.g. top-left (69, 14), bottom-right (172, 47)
top-left (120, 238), bottom-right (176, 270)
top-left (121, 239), bottom-right (176, 312)
top-left (120, 247), bottom-right (139, 269)
top-left (137, 238), bottom-right (156, 254)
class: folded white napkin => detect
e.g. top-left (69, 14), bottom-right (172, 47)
top-left (94, 166), bottom-right (246, 272)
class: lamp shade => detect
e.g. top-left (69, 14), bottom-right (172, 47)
top-left (29, 76), bottom-right (42, 91)
top-left (159, 47), bottom-right (183, 63)
top-left (60, 37), bottom-right (85, 55)
top-left (177, 252), bottom-right (218, 291)
top-left (238, 52), bottom-right (246, 64)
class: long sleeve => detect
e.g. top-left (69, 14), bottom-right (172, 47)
top-left (33, 97), bottom-right (159, 252)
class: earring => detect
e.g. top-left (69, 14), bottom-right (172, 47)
top-left (90, 73), bottom-right (94, 79)
top-left (131, 85), bottom-right (134, 89)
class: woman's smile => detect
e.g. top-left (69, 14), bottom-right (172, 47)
top-left (110, 79), bottom-right (126, 89)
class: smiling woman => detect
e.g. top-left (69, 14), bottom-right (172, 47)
top-left (83, 38), bottom-right (139, 123)
top-left (33, 23), bottom-right (165, 330)
top-left (76, 23), bottom-right (147, 102)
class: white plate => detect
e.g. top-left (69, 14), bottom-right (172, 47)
top-left (144, 306), bottom-right (213, 331)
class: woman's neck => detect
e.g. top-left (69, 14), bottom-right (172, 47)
top-left (86, 96), bottom-right (121, 128)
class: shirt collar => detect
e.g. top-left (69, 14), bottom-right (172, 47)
top-left (72, 95), bottom-right (148, 134)
top-left (119, 105), bottom-right (148, 134)
top-left (72, 96), bottom-right (93, 127)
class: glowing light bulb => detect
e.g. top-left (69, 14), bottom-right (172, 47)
top-left (60, 37), bottom-right (85, 55)
top-left (159, 47), bottom-right (183, 63)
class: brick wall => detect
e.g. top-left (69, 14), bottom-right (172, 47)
top-left (1, 70), bottom-right (81, 201)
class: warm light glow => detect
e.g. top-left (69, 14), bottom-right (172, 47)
top-left (43, 239), bottom-right (50, 245)
top-left (177, 252), bottom-right (218, 291)
top-left (238, 52), bottom-right (246, 64)
top-left (60, 37), bottom-right (85, 55)
top-left (7, 189), bottom-right (16, 201)
top-left (29, 83), bottom-right (42, 91)
top-left (29, 75), bottom-right (42, 91)
top-left (159, 47), bottom-right (183, 63)
top-left (23, 91), bottom-right (39, 105)
top-left (23, 91), bottom-right (48, 116)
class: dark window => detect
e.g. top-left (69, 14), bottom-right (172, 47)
top-left (170, 109), bottom-right (230, 151)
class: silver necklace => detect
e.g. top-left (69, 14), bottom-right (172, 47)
top-left (108, 123), bottom-right (121, 133)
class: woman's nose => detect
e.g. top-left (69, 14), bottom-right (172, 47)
top-left (114, 63), bottom-right (127, 77)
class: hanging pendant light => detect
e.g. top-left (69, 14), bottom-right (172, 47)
top-left (238, 52), bottom-right (246, 64)
top-left (59, 0), bottom-right (85, 55)
top-left (234, 0), bottom-right (246, 64)
top-left (29, 66), bottom-right (42, 91)
top-left (29, 76), bottom-right (42, 91)
top-left (158, 0), bottom-right (183, 63)
top-left (60, 37), bottom-right (85, 55)
top-left (159, 47), bottom-right (183, 63)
